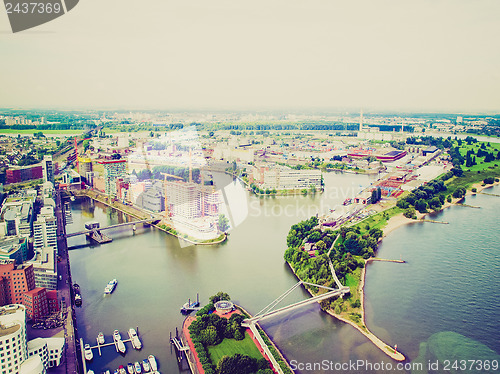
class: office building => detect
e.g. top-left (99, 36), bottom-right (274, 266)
top-left (42, 156), bottom-right (54, 184)
top-left (98, 159), bottom-right (127, 197)
top-left (0, 262), bottom-right (35, 305)
top-left (33, 207), bottom-right (57, 253)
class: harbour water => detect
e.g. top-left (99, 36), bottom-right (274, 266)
top-left (67, 176), bottom-right (500, 374)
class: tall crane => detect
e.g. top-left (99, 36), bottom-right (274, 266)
top-left (160, 172), bottom-right (184, 220)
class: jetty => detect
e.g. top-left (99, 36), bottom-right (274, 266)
top-left (180, 294), bottom-right (201, 314)
top-left (80, 329), bottom-right (142, 358)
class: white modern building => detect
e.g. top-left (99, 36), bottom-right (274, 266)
top-left (33, 207), bottom-right (57, 253)
top-left (0, 304), bottom-right (63, 374)
top-left (251, 165), bottom-right (322, 190)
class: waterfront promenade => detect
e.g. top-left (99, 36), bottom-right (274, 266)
top-left (55, 189), bottom-right (79, 374)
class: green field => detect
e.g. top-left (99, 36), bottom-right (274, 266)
top-left (0, 129), bottom-right (84, 135)
top-left (457, 141), bottom-right (500, 172)
top-left (207, 333), bottom-right (263, 364)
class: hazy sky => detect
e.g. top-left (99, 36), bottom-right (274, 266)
top-left (1, 0), bottom-right (499, 113)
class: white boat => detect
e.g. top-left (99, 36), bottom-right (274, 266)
top-left (147, 355), bottom-right (157, 372)
top-left (134, 362), bottom-right (142, 374)
top-left (119, 365), bottom-right (126, 374)
top-left (104, 279), bottom-right (118, 294)
top-left (113, 330), bottom-right (126, 354)
top-left (128, 328), bottom-right (142, 350)
top-left (104, 371), bottom-right (111, 374)
top-left (84, 344), bottom-right (93, 361)
top-left (127, 363), bottom-right (134, 374)
top-left (87, 371), bottom-right (95, 374)
top-left (142, 359), bottom-right (150, 373)
top-left (97, 332), bottom-right (105, 344)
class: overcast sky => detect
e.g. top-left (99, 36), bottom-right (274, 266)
top-left (1, 0), bottom-right (499, 113)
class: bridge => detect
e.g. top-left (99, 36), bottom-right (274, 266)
top-left (241, 281), bottom-right (350, 374)
top-left (66, 218), bottom-right (160, 238)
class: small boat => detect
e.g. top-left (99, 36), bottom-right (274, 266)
top-left (114, 370), bottom-right (119, 374)
top-left (104, 279), bottom-right (118, 294)
top-left (75, 293), bottom-right (82, 306)
top-left (113, 330), bottom-right (126, 354)
top-left (84, 344), bottom-right (93, 361)
top-left (113, 330), bottom-right (122, 341)
top-left (104, 371), bottom-right (111, 374)
top-left (134, 362), bottom-right (142, 374)
top-left (87, 371), bottom-right (95, 374)
top-left (97, 332), bottom-right (105, 344)
top-left (147, 356), bottom-right (157, 372)
top-left (118, 365), bottom-right (126, 374)
top-left (128, 328), bottom-right (142, 350)
top-left (127, 363), bottom-right (134, 374)
top-left (142, 359), bottom-right (150, 372)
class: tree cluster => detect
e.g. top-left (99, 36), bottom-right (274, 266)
top-left (397, 179), bottom-right (447, 213)
top-left (216, 354), bottom-right (272, 374)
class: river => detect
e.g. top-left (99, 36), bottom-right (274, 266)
top-left (67, 175), bottom-right (500, 374)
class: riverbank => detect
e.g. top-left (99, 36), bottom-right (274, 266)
top-left (72, 189), bottom-right (227, 246)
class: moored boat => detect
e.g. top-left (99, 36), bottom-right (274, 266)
top-left (84, 344), bottom-right (93, 361)
top-left (134, 362), bottom-right (142, 374)
top-left (118, 365), bottom-right (126, 374)
top-left (142, 359), bottom-right (150, 372)
top-left (128, 328), bottom-right (142, 350)
top-left (113, 330), bottom-right (126, 354)
top-left (127, 363), bottom-right (134, 374)
top-left (147, 355), bottom-right (157, 372)
top-left (97, 332), bottom-right (105, 344)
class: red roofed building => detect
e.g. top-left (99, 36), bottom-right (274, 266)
top-left (23, 287), bottom-right (49, 320)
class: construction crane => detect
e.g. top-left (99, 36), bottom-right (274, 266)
top-left (160, 172), bottom-right (184, 220)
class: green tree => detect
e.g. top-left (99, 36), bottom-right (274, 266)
top-left (209, 292), bottom-right (230, 304)
top-left (316, 240), bottom-right (326, 252)
top-left (83, 139), bottom-right (91, 153)
top-left (217, 214), bottom-right (230, 232)
top-left (415, 199), bottom-right (428, 213)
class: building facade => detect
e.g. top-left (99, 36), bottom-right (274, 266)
top-left (98, 160), bottom-right (127, 197)
top-left (0, 262), bottom-right (36, 306)
top-left (42, 156), bottom-right (54, 184)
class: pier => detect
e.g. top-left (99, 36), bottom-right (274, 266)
top-left (180, 294), bottom-right (201, 314)
top-left (80, 329), bottom-right (142, 358)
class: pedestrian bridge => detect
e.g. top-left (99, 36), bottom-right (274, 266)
top-left (243, 281), bottom-right (349, 325)
top-left (66, 218), bottom-right (160, 238)
top-left (241, 281), bottom-right (349, 374)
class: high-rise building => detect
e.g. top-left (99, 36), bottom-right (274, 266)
top-left (42, 156), bottom-right (54, 184)
top-left (165, 181), bottom-right (222, 220)
top-left (98, 159), bottom-right (127, 197)
top-left (33, 207), bottom-right (57, 253)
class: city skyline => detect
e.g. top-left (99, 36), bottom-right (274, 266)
top-left (1, 0), bottom-right (500, 113)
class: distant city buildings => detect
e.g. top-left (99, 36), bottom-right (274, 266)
top-left (250, 165), bottom-right (322, 190)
